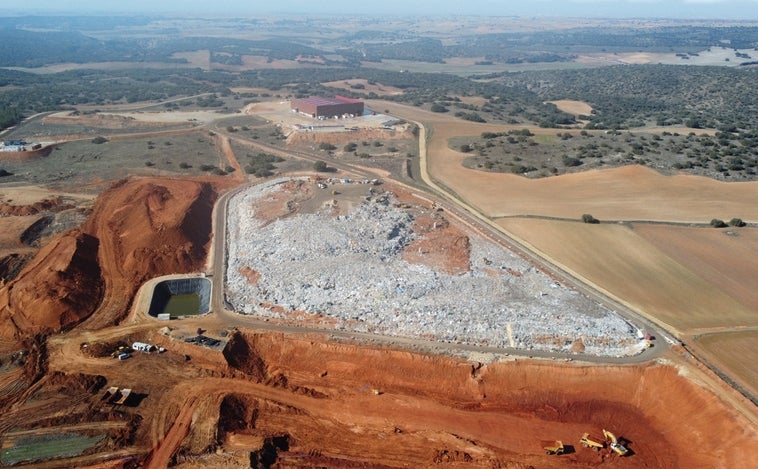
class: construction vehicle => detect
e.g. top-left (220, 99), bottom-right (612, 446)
top-left (603, 429), bottom-right (629, 456)
top-left (580, 433), bottom-right (605, 451)
top-left (542, 440), bottom-right (565, 455)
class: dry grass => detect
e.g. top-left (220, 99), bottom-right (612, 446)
top-left (322, 79), bottom-right (404, 96)
top-left (633, 225), bottom-right (758, 313)
top-left (695, 331), bottom-right (758, 399)
top-left (172, 50), bottom-right (210, 70)
top-left (426, 121), bottom-right (758, 222)
top-left (496, 218), bottom-right (758, 331)
top-left (547, 100), bottom-right (593, 116)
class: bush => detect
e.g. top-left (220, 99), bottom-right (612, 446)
top-left (0, 168), bottom-right (13, 177)
top-left (179, 162), bottom-right (192, 169)
top-left (728, 218), bottom-right (746, 227)
top-left (344, 142), bottom-right (357, 152)
top-left (144, 161), bottom-right (154, 167)
top-left (582, 214), bottom-right (599, 224)
top-left (430, 103), bottom-right (448, 113)
top-left (313, 160), bottom-right (328, 172)
top-left (710, 218), bottom-right (727, 228)
top-left (319, 142), bottom-right (336, 151)
top-left (91, 136), bottom-right (108, 144)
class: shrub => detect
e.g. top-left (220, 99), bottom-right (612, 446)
top-left (313, 160), bottom-right (328, 172)
top-left (582, 214), bottom-right (599, 224)
top-left (144, 161), bottom-right (154, 167)
top-left (179, 162), bottom-right (192, 169)
top-left (430, 103), bottom-right (448, 113)
top-left (728, 218), bottom-right (746, 227)
top-left (710, 218), bottom-right (727, 228)
top-left (318, 142), bottom-right (336, 151)
top-left (91, 136), bottom-right (108, 144)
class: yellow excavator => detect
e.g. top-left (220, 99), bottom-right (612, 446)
top-left (603, 429), bottom-right (629, 456)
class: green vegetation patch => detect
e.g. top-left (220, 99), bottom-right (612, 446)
top-left (1, 433), bottom-right (106, 466)
top-left (455, 128), bottom-right (758, 181)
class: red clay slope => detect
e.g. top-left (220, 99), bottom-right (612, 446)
top-left (216, 331), bottom-right (758, 468)
top-left (80, 177), bottom-right (223, 329)
top-left (0, 231), bottom-right (103, 338)
top-left (0, 177), bottom-right (228, 337)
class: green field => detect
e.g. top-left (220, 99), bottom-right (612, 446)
top-left (1, 433), bottom-right (105, 466)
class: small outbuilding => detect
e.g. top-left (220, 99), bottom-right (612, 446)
top-left (132, 342), bottom-right (155, 353)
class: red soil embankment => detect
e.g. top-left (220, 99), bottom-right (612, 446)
top-left (0, 231), bottom-right (103, 338)
top-left (0, 176), bottom-right (231, 337)
top-left (81, 177), bottom-right (225, 329)
top-left (217, 331), bottom-right (758, 468)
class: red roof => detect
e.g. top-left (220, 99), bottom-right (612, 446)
top-left (294, 96), bottom-right (363, 106)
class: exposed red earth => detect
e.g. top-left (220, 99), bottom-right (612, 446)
top-left (0, 176), bottom-right (755, 468)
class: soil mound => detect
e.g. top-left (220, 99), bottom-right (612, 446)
top-left (403, 212), bottom-right (471, 275)
top-left (0, 196), bottom-right (72, 217)
top-left (86, 178), bottom-right (216, 287)
top-left (0, 231), bottom-right (103, 336)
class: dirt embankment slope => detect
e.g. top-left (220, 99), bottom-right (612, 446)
top-left (81, 177), bottom-right (228, 330)
top-left (0, 177), bottom-right (230, 338)
top-left (0, 231), bottom-right (103, 338)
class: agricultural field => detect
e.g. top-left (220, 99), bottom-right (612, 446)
top-left (695, 332), bottom-right (758, 400)
top-left (496, 219), bottom-right (757, 332)
top-left (1, 433), bottom-right (106, 466)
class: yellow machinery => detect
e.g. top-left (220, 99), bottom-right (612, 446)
top-left (603, 429), bottom-right (629, 456)
top-left (580, 432), bottom-right (605, 451)
top-left (542, 440), bottom-right (565, 455)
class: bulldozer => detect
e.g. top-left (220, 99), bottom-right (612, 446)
top-left (542, 440), bottom-right (565, 455)
top-left (603, 429), bottom-right (629, 456)
top-left (580, 433), bottom-right (605, 451)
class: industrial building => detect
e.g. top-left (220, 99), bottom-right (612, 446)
top-left (291, 95), bottom-right (365, 119)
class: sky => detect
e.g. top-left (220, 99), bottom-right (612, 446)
top-left (3, 0), bottom-right (758, 20)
